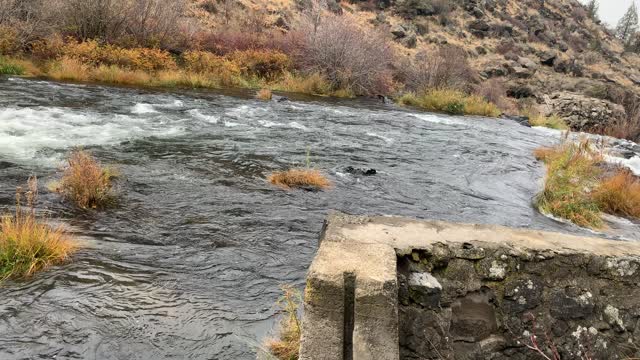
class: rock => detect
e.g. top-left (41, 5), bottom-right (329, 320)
top-left (345, 166), bottom-right (377, 176)
top-left (501, 114), bottom-right (531, 127)
top-left (549, 288), bottom-right (595, 320)
top-left (476, 46), bottom-right (488, 55)
top-left (274, 96), bottom-right (289, 102)
top-left (518, 56), bottom-right (537, 69)
top-left (544, 92), bottom-right (627, 133)
top-left (391, 24), bottom-right (407, 38)
top-left (469, 20), bottom-right (490, 38)
top-left (479, 60), bottom-right (510, 78)
top-left (507, 85), bottom-right (534, 99)
top-left (512, 66), bottom-right (534, 78)
top-left (402, 33), bottom-right (417, 48)
top-left (326, 0), bottom-right (342, 14)
top-left (408, 272), bottom-right (442, 308)
top-left (539, 50), bottom-right (557, 66)
top-left (629, 74), bottom-right (640, 86)
top-left (470, 6), bottom-right (485, 18)
top-left (274, 15), bottom-right (289, 30)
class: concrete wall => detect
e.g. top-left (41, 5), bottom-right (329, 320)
top-left (299, 212), bottom-right (640, 360)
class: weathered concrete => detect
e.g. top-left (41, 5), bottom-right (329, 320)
top-left (299, 212), bottom-right (640, 359)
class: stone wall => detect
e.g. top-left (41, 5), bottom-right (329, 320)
top-left (398, 244), bottom-right (640, 360)
top-left (299, 212), bottom-right (640, 360)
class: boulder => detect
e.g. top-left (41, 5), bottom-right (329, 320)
top-left (512, 66), bottom-right (534, 78)
top-left (539, 50), bottom-right (557, 66)
top-left (517, 56), bottom-right (537, 69)
top-left (543, 92), bottom-right (627, 133)
top-left (391, 24), bottom-right (408, 38)
top-left (469, 20), bottom-right (490, 38)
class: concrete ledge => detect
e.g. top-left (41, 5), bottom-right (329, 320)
top-left (299, 212), bottom-right (640, 360)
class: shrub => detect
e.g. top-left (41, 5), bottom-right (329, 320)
top-left (399, 46), bottom-right (476, 93)
top-left (0, 177), bottom-right (77, 281)
top-left (182, 50), bottom-right (242, 86)
top-left (474, 79), bottom-right (517, 113)
top-left (91, 65), bottom-right (152, 85)
top-left (257, 88), bottom-right (272, 100)
top-left (299, 14), bottom-right (395, 95)
top-left (594, 170), bottom-right (640, 218)
top-left (266, 286), bottom-right (302, 360)
top-left (398, 89), bottom-right (501, 117)
top-left (53, 150), bottom-right (117, 209)
top-left (63, 41), bottom-right (177, 72)
top-left (529, 114), bottom-right (569, 130)
top-left (535, 141), bottom-right (604, 228)
top-left (268, 169), bottom-right (331, 190)
top-left (0, 25), bottom-right (19, 55)
top-left (230, 49), bottom-right (291, 81)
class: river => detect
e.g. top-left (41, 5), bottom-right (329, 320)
top-left (0, 77), bottom-right (637, 359)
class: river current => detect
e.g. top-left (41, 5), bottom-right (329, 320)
top-left (0, 77), bottom-right (638, 359)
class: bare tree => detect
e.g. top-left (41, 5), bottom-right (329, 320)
top-left (299, 13), bottom-right (395, 95)
top-left (124, 0), bottom-right (186, 47)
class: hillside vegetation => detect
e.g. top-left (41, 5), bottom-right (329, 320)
top-left (2, 0), bottom-right (640, 138)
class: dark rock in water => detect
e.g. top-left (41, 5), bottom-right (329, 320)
top-left (275, 96), bottom-right (289, 103)
top-left (377, 95), bottom-right (392, 104)
top-left (0, 161), bottom-right (14, 170)
top-left (500, 114), bottom-right (531, 127)
top-left (345, 166), bottom-right (377, 176)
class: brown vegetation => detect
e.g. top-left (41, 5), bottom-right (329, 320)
top-left (266, 286), bottom-right (302, 360)
top-left (268, 169), bottom-right (331, 190)
top-left (535, 139), bottom-right (640, 228)
top-left (256, 88), bottom-right (272, 100)
top-left (0, 177), bottom-right (77, 281)
top-left (53, 150), bottom-right (117, 209)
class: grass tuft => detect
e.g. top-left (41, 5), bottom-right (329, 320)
top-left (266, 286), bottom-right (302, 360)
top-left (53, 150), bottom-right (117, 209)
top-left (529, 113), bottom-right (569, 130)
top-left (398, 89), bottom-right (501, 117)
top-left (257, 88), bottom-right (272, 101)
top-left (268, 168), bottom-right (331, 190)
top-left (0, 56), bottom-right (25, 75)
top-left (594, 170), bottom-right (640, 219)
top-left (0, 177), bottom-right (77, 281)
top-left (535, 140), bottom-right (604, 228)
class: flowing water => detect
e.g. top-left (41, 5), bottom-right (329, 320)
top-left (0, 77), bottom-right (638, 359)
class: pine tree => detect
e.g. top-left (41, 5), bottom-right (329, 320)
top-left (586, 0), bottom-right (599, 21)
top-left (616, 2), bottom-right (639, 48)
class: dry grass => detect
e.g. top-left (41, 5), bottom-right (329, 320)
top-left (528, 114), bottom-right (569, 130)
top-left (273, 72), bottom-right (333, 96)
top-left (0, 177), bottom-right (77, 281)
top-left (47, 57), bottom-right (91, 82)
top-left (535, 140), bottom-right (603, 228)
top-left (594, 170), bottom-right (640, 219)
top-left (257, 88), bottom-right (272, 100)
top-left (266, 286), bottom-right (302, 360)
top-left (53, 150), bottom-right (117, 209)
top-left (268, 169), bottom-right (331, 190)
top-left (398, 89), bottom-right (501, 117)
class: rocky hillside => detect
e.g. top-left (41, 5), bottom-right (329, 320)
top-left (189, 0), bottom-right (640, 136)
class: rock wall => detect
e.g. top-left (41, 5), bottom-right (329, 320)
top-left (542, 92), bottom-right (626, 133)
top-left (398, 244), bottom-right (640, 360)
top-left (299, 212), bottom-right (640, 360)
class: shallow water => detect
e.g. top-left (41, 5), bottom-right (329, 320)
top-left (0, 77), bottom-right (637, 359)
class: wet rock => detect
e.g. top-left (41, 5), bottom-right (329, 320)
top-left (450, 290), bottom-right (498, 341)
top-left (501, 114), bottom-right (531, 127)
top-left (274, 96), bottom-right (289, 102)
top-left (345, 166), bottom-right (377, 176)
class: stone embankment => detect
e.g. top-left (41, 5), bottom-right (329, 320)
top-left (299, 212), bottom-right (640, 359)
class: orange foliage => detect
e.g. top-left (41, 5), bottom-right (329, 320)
top-left (230, 49), bottom-right (291, 80)
top-left (54, 150), bottom-right (117, 209)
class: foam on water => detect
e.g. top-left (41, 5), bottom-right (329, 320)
top-left (258, 120), bottom-right (284, 128)
top-left (0, 106), bottom-right (184, 163)
top-left (366, 132), bottom-right (394, 144)
top-left (188, 109), bottom-right (219, 124)
top-left (289, 122), bottom-right (308, 131)
top-left (131, 103), bottom-right (158, 114)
